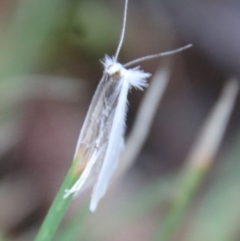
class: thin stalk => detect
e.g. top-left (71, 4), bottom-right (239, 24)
top-left (34, 157), bottom-right (82, 241)
top-left (55, 202), bottom-right (89, 241)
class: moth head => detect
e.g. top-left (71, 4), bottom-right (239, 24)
top-left (105, 62), bottom-right (123, 80)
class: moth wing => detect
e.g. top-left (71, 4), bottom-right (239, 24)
top-left (64, 144), bottom-right (106, 198)
top-left (73, 73), bottom-right (112, 159)
top-left (65, 73), bottom-right (123, 197)
top-left (90, 78), bottom-right (129, 212)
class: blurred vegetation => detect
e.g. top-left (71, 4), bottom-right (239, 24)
top-left (0, 0), bottom-right (240, 241)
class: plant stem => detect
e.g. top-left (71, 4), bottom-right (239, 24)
top-left (34, 158), bottom-right (80, 241)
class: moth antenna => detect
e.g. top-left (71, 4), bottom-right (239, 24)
top-left (114, 0), bottom-right (129, 61)
top-left (124, 44), bottom-right (193, 67)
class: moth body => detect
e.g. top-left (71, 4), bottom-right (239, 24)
top-left (64, 56), bottom-right (150, 212)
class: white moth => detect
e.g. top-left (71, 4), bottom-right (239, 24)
top-left (64, 0), bottom-right (192, 212)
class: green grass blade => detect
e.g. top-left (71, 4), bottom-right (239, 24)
top-left (55, 203), bottom-right (89, 241)
top-left (34, 158), bottom-right (80, 241)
